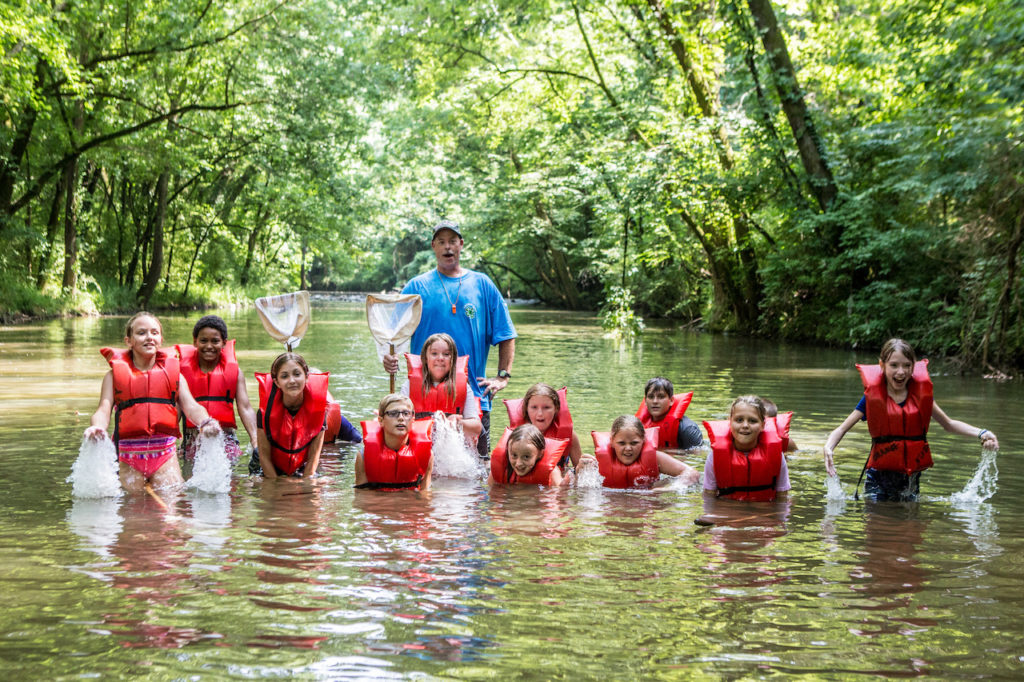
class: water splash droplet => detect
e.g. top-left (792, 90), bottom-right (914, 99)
top-left (950, 447), bottom-right (998, 505)
top-left (186, 431), bottom-right (231, 494)
top-left (68, 437), bottom-right (122, 498)
top-left (430, 413), bottom-right (485, 479)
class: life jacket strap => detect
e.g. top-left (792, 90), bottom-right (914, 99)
top-left (718, 477), bottom-right (776, 496)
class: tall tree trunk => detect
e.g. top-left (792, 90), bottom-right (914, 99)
top-left (645, 0), bottom-right (735, 169)
top-left (0, 59), bottom-right (45, 233)
top-left (60, 156), bottom-right (80, 290)
top-left (37, 176), bottom-right (66, 288)
top-left (137, 169), bottom-right (169, 305)
top-left (745, 0), bottom-right (838, 212)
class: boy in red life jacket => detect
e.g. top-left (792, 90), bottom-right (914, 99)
top-left (355, 395), bottom-right (433, 491)
top-left (760, 397), bottom-right (798, 452)
top-left (254, 352), bottom-right (327, 479)
top-left (824, 338), bottom-right (999, 501)
top-left (176, 315), bottom-right (257, 466)
top-left (488, 424), bottom-right (570, 486)
top-left (703, 396), bottom-right (790, 501)
top-left (85, 312), bottom-right (221, 493)
top-left (636, 377), bottom-right (703, 450)
top-left (579, 415), bottom-right (700, 489)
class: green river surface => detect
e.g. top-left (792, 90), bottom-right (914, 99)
top-left (1, 299), bottom-right (1022, 679)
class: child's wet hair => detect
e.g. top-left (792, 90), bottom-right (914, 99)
top-left (193, 314), bottom-right (228, 341)
top-left (124, 311), bottom-right (161, 339)
top-left (378, 393), bottom-right (413, 417)
top-left (760, 397), bottom-right (778, 418)
top-left (644, 377), bottom-right (674, 398)
top-left (508, 424), bottom-right (545, 457)
top-left (521, 383), bottom-right (560, 422)
top-left (879, 338), bottom-right (916, 364)
top-left (271, 352), bottom-right (309, 378)
top-left (730, 395), bottom-right (766, 422)
top-left (610, 414), bottom-right (646, 439)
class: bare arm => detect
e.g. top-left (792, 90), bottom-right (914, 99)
top-left (177, 376), bottom-right (219, 437)
top-left (931, 403), bottom-right (999, 450)
top-left (354, 452), bottom-right (367, 486)
top-left (234, 372), bottom-right (258, 445)
top-left (823, 409), bottom-right (865, 477)
top-left (656, 451), bottom-right (700, 486)
top-left (567, 432), bottom-right (582, 466)
top-left (85, 371), bottom-right (115, 440)
top-left (420, 455), bottom-right (433, 491)
top-left (477, 338), bottom-right (516, 397)
top-left (257, 428), bottom-right (276, 479)
top-left (304, 431), bottom-right (326, 476)
top-left (550, 466), bottom-right (566, 487)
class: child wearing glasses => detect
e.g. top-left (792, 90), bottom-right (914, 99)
top-left (356, 394), bottom-right (434, 491)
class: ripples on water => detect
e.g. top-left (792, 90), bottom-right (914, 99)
top-left (2, 306), bottom-right (1023, 678)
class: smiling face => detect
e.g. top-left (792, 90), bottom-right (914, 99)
top-left (644, 388), bottom-right (671, 421)
top-left (194, 326), bottom-right (226, 367)
top-left (526, 395), bottom-right (557, 434)
top-left (508, 440), bottom-right (541, 477)
top-left (273, 360), bottom-right (308, 401)
top-left (431, 229), bottom-right (464, 275)
top-left (125, 315), bottom-right (162, 360)
top-left (425, 339), bottom-right (453, 383)
top-left (882, 350), bottom-right (914, 395)
top-left (730, 403), bottom-right (764, 452)
top-left (612, 426), bottom-right (646, 466)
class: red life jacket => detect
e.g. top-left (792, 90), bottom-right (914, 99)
top-left (504, 386), bottom-right (574, 440)
top-left (101, 347), bottom-right (181, 442)
top-left (857, 360), bottom-right (934, 475)
top-left (256, 372), bottom-right (329, 476)
top-left (769, 412), bottom-right (793, 452)
top-left (359, 419), bottom-right (433, 490)
top-left (591, 428), bottom-right (661, 489)
top-left (324, 398), bottom-right (342, 442)
top-left (635, 391), bottom-right (694, 449)
top-left (405, 353), bottom-right (469, 419)
top-left (175, 340), bottom-right (239, 429)
top-left (704, 419), bottom-right (783, 501)
top-left (489, 427), bottom-right (569, 485)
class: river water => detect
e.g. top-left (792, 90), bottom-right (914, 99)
top-left (1, 301), bottom-right (1022, 678)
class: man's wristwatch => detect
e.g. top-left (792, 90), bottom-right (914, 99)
top-left (496, 369), bottom-right (512, 380)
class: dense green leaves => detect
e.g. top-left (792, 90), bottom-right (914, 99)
top-left (1, 0), bottom-right (1022, 368)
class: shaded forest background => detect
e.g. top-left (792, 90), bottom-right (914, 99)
top-left (1, 0), bottom-right (1021, 369)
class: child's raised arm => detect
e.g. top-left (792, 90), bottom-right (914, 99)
top-left (84, 371), bottom-right (115, 440)
top-left (823, 409), bottom-right (865, 477)
top-left (176, 375), bottom-right (220, 438)
top-left (931, 403), bottom-right (999, 450)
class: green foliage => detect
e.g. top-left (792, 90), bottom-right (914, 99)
top-left (1, 0), bottom-right (1022, 368)
top-left (601, 285), bottom-right (645, 341)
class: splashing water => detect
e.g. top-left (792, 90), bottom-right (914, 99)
top-left (430, 413), bottom-right (485, 479)
top-left (950, 447), bottom-right (999, 505)
top-left (186, 431), bottom-right (231, 494)
top-left (823, 474), bottom-right (847, 518)
top-left (824, 475), bottom-right (846, 501)
top-left (68, 437), bottom-right (122, 498)
top-left (574, 463), bottom-right (605, 489)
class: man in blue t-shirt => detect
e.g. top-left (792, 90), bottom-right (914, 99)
top-left (383, 220), bottom-right (517, 456)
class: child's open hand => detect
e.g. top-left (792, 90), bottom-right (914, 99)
top-left (576, 454), bottom-right (598, 471)
top-left (83, 426), bottom-right (108, 441)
